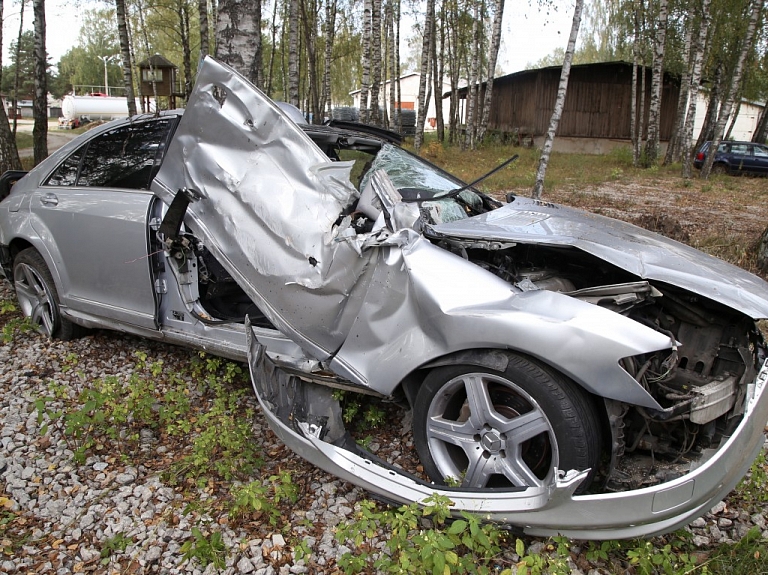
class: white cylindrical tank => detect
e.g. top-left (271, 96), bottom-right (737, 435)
top-left (61, 95), bottom-right (152, 120)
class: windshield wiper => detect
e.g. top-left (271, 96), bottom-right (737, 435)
top-left (399, 154), bottom-right (519, 202)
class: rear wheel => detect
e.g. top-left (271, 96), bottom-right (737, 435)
top-left (13, 248), bottom-right (79, 340)
top-left (413, 353), bottom-right (602, 492)
top-left (711, 163), bottom-right (728, 175)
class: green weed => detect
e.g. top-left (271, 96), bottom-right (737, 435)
top-left (229, 471), bottom-right (298, 527)
top-left (180, 527), bottom-right (227, 569)
top-left (336, 494), bottom-right (508, 574)
top-left (100, 532), bottom-right (133, 564)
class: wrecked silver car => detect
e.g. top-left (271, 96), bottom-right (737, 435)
top-left (1, 57), bottom-right (767, 539)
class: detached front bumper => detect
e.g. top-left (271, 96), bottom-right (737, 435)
top-left (247, 323), bottom-right (768, 540)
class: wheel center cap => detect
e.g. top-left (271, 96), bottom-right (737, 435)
top-left (480, 430), bottom-right (503, 453)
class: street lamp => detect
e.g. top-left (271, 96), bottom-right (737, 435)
top-left (97, 55), bottom-right (118, 96)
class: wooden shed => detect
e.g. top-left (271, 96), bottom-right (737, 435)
top-left (137, 54), bottom-right (185, 110)
top-left (453, 62), bottom-right (680, 151)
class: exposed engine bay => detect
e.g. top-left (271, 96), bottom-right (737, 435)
top-left (435, 239), bottom-right (764, 491)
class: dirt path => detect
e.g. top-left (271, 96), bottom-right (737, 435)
top-left (18, 129), bottom-right (79, 159)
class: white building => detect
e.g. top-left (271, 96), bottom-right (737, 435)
top-left (350, 73), bottom-right (453, 130)
top-left (693, 92), bottom-right (764, 142)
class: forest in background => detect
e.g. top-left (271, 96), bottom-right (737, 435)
top-left (1, 0), bottom-right (768, 185)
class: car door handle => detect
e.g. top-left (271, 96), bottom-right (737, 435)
top-left (40, 193), bottom-right (58, 206)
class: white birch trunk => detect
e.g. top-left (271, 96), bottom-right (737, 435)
top-left (681, 0), bottom-right (711, 178)
top-left (531, 0), bottom-right (583, 199)
top-left (198, 0), bottom-right (209, 57)
top-left (643, 0), bottom-right (668, 167)
top-left (215, 0), bottom-right (263, 87)
top-left (115, 0), bottom-right (137, 116)
top-left (414, 0), bottom-right (433, 151)
top-left (477, 0), bottom-right (504, 144)
top-left (0, 0), bottom-right (22, 171)
top-left (370, 0), bottom-right (382, 125)
top-left (359, 0), bottom-right (372, 123)
top-left (288, 0), bottom-right (300, 107)
top-left (663, 8), bottom-right (694, 165)
top-left (462, 0), bottom-right (481, 150)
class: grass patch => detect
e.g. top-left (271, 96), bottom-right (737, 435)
top-left (14, 132), bottom-right (32, 149)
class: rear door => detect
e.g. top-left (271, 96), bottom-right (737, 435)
top-left (728, 142), bottom-right (750, 172)
top-left (30, 117), bottom-right (177, 329)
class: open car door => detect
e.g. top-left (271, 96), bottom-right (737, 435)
top-left (152, 57), bottom-right (375, 362)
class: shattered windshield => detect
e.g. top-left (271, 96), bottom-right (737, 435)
top-left (357, 143), bottom-right (483, 223)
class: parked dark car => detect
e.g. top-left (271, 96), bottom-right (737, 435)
top-left (693, 140), bottom-right (768, 175)
top-left (2, 57), bottom-right (768, 539)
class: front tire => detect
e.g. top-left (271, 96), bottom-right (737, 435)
top-left (413, 353), bottom-right (602, 492)
top-left (13, 248), bottom-right (78, 340)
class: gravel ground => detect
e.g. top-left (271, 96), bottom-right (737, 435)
top-left (1, 271), bottom-right (767, 574)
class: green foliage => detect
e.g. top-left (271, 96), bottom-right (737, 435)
top-left (35, 351), bottom-right (189, 463)
top-left (336, 494), bottom-right (508, 574)
top-left (514, 537), bottom-right (571, 575)
top-left (180, 527), bottom-right (227, 569)
top-left (0, 295), bottom-right (34, 343)
top-left (57, 8), bottom-right (123, 95)
top-left (332, 389), bottom-right (388, 430)
top-left (706, 527), bottom-right (768, 575)
top-left (170, 355), bottom-right (261, 485)
top-left (736, 451), bottom-right (768, 505)
top-left (625, 538), bottom-right (699, 575)
top-left (1, 315), bottom-right (34, 343)
top-left (229, 471), bottom-right (299, 527)
top-left (100, 532), bottom-right (133, 564)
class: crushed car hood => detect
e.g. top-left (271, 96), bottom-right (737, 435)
top-left (430, 197), bottom-right (768, 319)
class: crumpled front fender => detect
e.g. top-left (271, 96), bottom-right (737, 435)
top-left (247, 318), bottom-right (768, 539)
top-left (330, 234), bottom-right (673, 410)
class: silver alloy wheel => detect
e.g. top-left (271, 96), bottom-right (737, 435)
top-left (14, 261), bottom-right (57, 337)
top-left (424, 372), bottom-right (559, 489)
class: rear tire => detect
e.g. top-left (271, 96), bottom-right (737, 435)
top-left (13, 248), bottom-right (79, 340)
top-left (711, 163), bottom-right (728, 175)
top-left (413, 353), bottom-right (602, 493)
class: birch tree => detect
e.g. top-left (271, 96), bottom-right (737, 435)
top-left (630, 3), bottom-right (640, 166)
top-left (0, 0), bottom-right (22, 173)
top-left (531, 0), bottom-right (584, 199)
top-left (321, 0), bottom-right (337, 116)
top-left (681, 0), bottom-right (712, 178)
top-left (431, 0), bottom-right (445, 141)
top-left (462, 0), bottom-right (480, 150)
top-left (663, 6), bottom-right (694, 165)
top-left (115, 0), bottom-right (137, 116)
top-left (701, 0), bottom-right (762, 178)
top-left (359, 0), bottom-right (372, 122)
top-left (477, 0), bottom-right (504, 143)
top-left (216, 0), bottom-right (263, 87)
top-left (369, 0), bottom-right (382, 124)
top-left (642, 0), bottom-right (668, 167)
top-left (12, 0), bottom-right (25, 136)
top-left (386, 0), bottom-right (397, 129)
top-left (32, 0), bottom-right (47, 164)
top-left (198, 0), bottom-right (209, 56)
top-left (287, 0), bottom-right (300, 105)
top-left (414, 0), bottom-right (434, 151)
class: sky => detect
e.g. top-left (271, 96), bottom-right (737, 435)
top-left (2, 0), bottom-right (578, 76)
